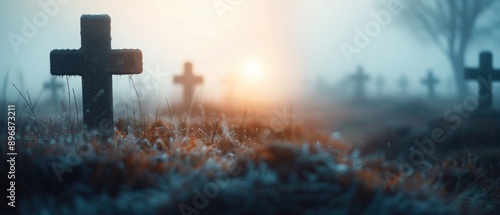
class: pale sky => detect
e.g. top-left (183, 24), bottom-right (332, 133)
top-left (1, 0), bottom-right (499, 109)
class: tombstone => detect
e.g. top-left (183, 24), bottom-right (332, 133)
top-left (421, 70), bottom-right (439, 98)
top-left (398, 75), bottom-right (409, 95)
top-left (375, 74), bottom-right (385, 96)
top-left (465, 51), bottom-right (500, 109)
top-left (174, 62), bottom-right (203, 107)
top-left (50, 15), bottom-right (143, 135)
top-left (351, 66), bottom-right (369, 99)
top-left (44, 77), bottom-right (64, 102)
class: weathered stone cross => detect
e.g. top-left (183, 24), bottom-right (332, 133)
top-left (174, 62), bottom-right (203, 107)
top-left (422, 70), bottom-right (439, 98)
top-left (351, 66), bottom-right (369, 99)
top-left (44, 77), bottom-right (64, 102)
top-left (465, 52), bottom-right (500, 109)
top-left (50, 15), bottom-right (143, 134)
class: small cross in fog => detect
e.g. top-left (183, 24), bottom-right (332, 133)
top-left (44, 77), bottom-right (64, 102)
top-left (351, 66), bottom-right (369, 99)
top-left (422, 70), bottom-right (439, 98)
top-left (174, 62), bottom-right (203, 107)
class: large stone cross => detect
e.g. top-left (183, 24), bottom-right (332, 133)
top-left (422, 70), bottom-right (439, 98)
top-left (465, 52), bottom-right (500, 109)
top-left (351, 66), bottom-right (369, 99)
top-left (50, 14), bottom-right (143, 134)
top-left (174, 62), bottom-right (203, 107)
top-left (44, 77), bottom-right (64, 102)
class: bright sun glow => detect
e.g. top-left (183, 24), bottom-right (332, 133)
top-left (241, 62), bottom-right (265, 83)
top-left (229, 59), bottom-right (277, 105)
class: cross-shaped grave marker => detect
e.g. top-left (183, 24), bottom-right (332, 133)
top-left (44, 77), bottom-right (64, 102)
top-left (174, 62), bottom-right (203, 107)
top-left (351, 66), bottom-right (369, 99)
top-left (50, 14), bottom-right (143, 134)
top-left (465, 52), bottom-right (500, 109)
top-left (422, 70), bottom-right (439, 98)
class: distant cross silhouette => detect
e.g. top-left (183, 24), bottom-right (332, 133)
top-left (422, 70), bottom-right (439, 98)
top-left (375, 75), bottom-right (385, 95)
top-left (44, 77), bottom-right (64, 102)
top-left (465, 52), bottom-right (500, 109)
top-left (398, 75), bottom-right (409, 95)
top-left (50, 15), bottom-right (143, 134)
top-left (174, 62), bottom-right (203, 107)
top-left (351, 66), bottom-right (369, 99)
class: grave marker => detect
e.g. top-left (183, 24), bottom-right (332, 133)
top-left (351, 66), bottom-right (369, 99)
top-left (422, 70), bottom-right (439, 98)
top-left (174, 62), bottom-right (203, 107)
top-left (50, 14), bottom-right (143, 134)
top-left (44, 77), bottom-right (64, 102)
top-left (465, 52), bottom-right (500, 109)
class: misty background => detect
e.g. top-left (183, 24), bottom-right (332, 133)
top-left (1, 0), bottom-right (500, 111)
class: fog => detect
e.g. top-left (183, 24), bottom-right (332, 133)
top-left (1, 0), bottom-right (499, 108)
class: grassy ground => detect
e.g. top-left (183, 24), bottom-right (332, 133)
top-left (2, 101), bottom-right (499, 215)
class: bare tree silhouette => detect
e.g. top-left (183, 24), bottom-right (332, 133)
top-left (403, 0), bottom-right (500, 97)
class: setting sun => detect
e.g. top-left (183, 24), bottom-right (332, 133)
top-left (222, 59), bottom-right (280, 106)
top-left (241, 61), bottom-right (265, 83)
